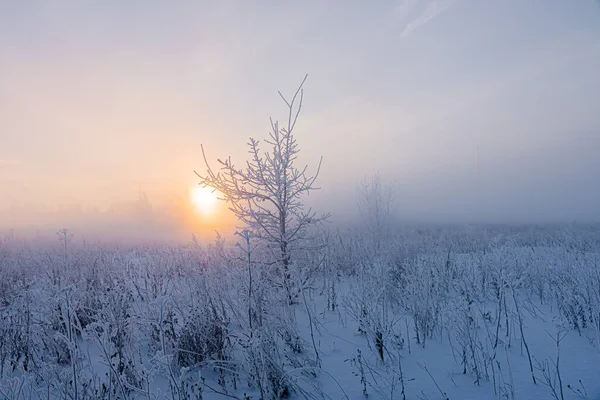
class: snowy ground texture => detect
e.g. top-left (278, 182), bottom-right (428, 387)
top-left (1, 225), bottom-right (600, 400)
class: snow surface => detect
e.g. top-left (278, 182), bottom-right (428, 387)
top-left (1, 226), bottom-right (600, 399)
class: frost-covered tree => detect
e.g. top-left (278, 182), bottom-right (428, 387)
top-left (357, 172), bottom-right (396, 251)
top-left (196, 75), bottom-right (329, 301)
top-left (350, 173), bottom-right (398, 357)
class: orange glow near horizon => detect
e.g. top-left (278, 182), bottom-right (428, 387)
top-left (190, 186), bottom-right (220, 217)
top-left (184, 185), bottom-right (236, 241)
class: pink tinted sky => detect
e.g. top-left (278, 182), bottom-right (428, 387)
top-left (1, 0), bottom-right (600, 242)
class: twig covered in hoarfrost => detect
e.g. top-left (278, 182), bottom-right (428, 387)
top-left (195, 75), bottom-right (329, 304)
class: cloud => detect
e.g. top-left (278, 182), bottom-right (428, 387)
top-left (394, 0), bottom-right (420, 22)
top-left (399, 0), bottom-right (459, 38)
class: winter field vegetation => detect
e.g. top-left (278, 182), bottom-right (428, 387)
top-left (2, 78), bottom-right (600, 400)
top-left (1, 224), bottom-right (600, 400)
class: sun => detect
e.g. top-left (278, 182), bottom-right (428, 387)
top-left (190, 186), bottom-right (219, 215)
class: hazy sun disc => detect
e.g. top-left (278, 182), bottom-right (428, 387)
top-left (191, 186), bottom-right (219, 215)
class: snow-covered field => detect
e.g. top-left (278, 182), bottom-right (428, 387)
top-left (1, 225), bottom-right (600, 399)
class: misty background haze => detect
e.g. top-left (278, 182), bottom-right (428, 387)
top-left (1, 0), bottom-right (599, 242)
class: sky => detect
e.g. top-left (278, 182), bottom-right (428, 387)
top-left (1, 0), bottom-right (600, 242)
